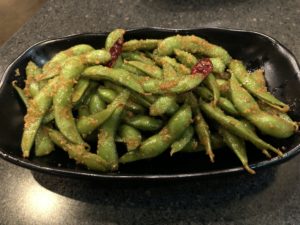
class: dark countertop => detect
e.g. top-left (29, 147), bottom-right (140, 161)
top-left (0, 0), bottom-right (299, 224)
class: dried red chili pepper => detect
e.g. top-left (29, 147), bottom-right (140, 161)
top-left (191, 58), bottom-right (213, 75)
top-left (106, 38), bottom-right (123, 67)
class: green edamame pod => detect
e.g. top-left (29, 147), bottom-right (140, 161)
top-left (174, 49), bottom-right (198, 68)
top-left (47, 128), bottom-right (110, 171)
top-left (12, 81), bottom-right (28, 107)
top-left (80, 49), bottom-right (112, 65)
top-left (204, 73), bottom-right (220, 106)
top-left (78, 105), bottom-right (90, 117)
top-left (105, 28), bottom-right (125, 50)
top-left (156, 56), bottom-right (191, 75)
top-left (77, 90), bottom-right (130, 136)
top-left (195, 109), bottom-right (215, 162)
top-left (82, 65), bottom-right (144, 93)
top-left (157, 35), bottom-right (231, 65)
top-left (89, 93), bottom-right (106, 114)
top-left (217, 97), bottom-right (239, 117)
top-left (120, 63), bottom-right (147, 76)
top-left (240, 119), bottom-right (256, 133)
top-left (218, 127), bottom-right (255, 174)
top-left (216, 79), bottom-right (230, 97)
top-left (123, 39), bottom-right (161, 52)
top-left (230, 75), bottom-right (295, 138)
top-left (198, 98), bottom-right (283, 157)
top-left (97, 96), bottom-right (127, 170)
top-left (173, 50), bottom-right (225, 73)
top-left (125, 60), bottom-right (163, 79)
top-left (119, 124), bottom-right (142, 151)
top-left (74, 81), bottom-right (99, 108)
top-left (178, 138), bottom-right (200, 153)
top-left (53, 57), bottom-right (86, 145)
top-left (42, 110), bottom-right (55, 124)
top-left (124, 115), bottom-right (163, 131)
top-left (140, 73), bottom-right (208, 94)
top-left (119, 104), bottom-right (192, 163)
top-left (72, 78), bottom-right (90, 104)
top-left (113, 56), bottom-right (124, 68)
top-left (162, 59), bottom-right (178, 80)
top-left (25, 61), bottom-right (42, 97)
top-left (26, 61), bottom-right (42, 78)
top-left (104, 81), bottom-right (153, 108)
top-left (258, 100), bottom-right (298, 131)
top-left (214, 71), bottom-right (231, 80)
top-left (149, 95), bottom-right (179, 116)
top-left (41, 49), bottom-right (111, 81)
top-left (180, 134), bottom-right (224, 153)
top-left (21, 76), bottom-right (59, 157)
top-left (42, 44), bottom-right (94, 80)
top-left (128, 92), bottom-right (153, 108)
top-left (195, 86), bottom-right (239, 116)
top-left (97, 87), bottom-right (118, 102)
top-left (229, 60), bottom-right (289, 112)
top-left (35, 126), bottom-right (55, 157)
top-left (97, 87), bottom-right (145, 113)
top-left (170, 126), bottom-right (194, 156)
top-left (251, 69), bottom-right (267, 90)
top-left (193, 86), bottom-right (210, 98)
top-left (186, 92), bottom-right (214, 162)
top-left (122, 51), bottom-right (156, 65)
top-left (210, 57), bottom-right (226, 73)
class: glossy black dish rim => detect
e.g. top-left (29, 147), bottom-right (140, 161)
top-left (1, 27), bottom-right (300, 180)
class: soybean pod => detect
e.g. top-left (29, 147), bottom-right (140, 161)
top-left (123, 39), bottom-right (161, 52)
top-left (125, 60), bottom-right (163, 79)
top-left (12, 81), bottom-right (29, 107)
top-left (47, 128), bottom-right (110, 172)
top-left (119, 124), bottom-right (142, 151)
top-left (229, 60), bottom-right (289, 112)
top-left (230, 75), bottom-right (296, 138)
top-left (53, 57), bottom-right (86, 145)
top-left (97, 94), bottom-right (128, 170)
top-left (105, 28), bottom-right (125, 50)
top-left (88, 93), bottom-right (106, 114)
top-left (204, 73), bottom-right (220, 106)
top-left (161, 59), bottom-right (178, 80)
top-left (157, 35), bottom-right (231, 65)
top-left (218, 127), bottom-right (255, 174)
top-left (35, 126), bottom-right (55, 157)
top-left (72, 78), bottom-right (90, 104)
top-left (82, 65), bottom-right (144, 93)
top-left (21, 76), bottom-right (59, 157)
top-left (170, 126), bottom-right (194, 156)
top-left (140, 73), bottom-right (208, 94)
top-left (199, 98), bottom-right (283, 157)
top-left (195, 86), bottom-right (239, 116)
top-left (42, 44), bottom-right (94, 80)
top-left (77, 90), bottom-right (130, 136)
top-left (186, 92), bottom-right (214, 162)
top-left (122, 51), bottom-right (156, 65)
top-left (97, 87), bottom-right (145, 113)
top-left (119, 104), bottom-right (192, 163)
top-left (149, 95), bottom-right (179, 116)
top-left (25, 61), bottom-right (42, 97)
top-left (124, 115), bottom-right (163, 131)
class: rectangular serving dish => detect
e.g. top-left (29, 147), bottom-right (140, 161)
top-left (0, 27), bottom-right (300, 180)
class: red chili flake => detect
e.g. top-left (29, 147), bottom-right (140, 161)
top-left (106, 38), bottom-right (123, 67)
top-left (191, 58), bottom-right (213, 76)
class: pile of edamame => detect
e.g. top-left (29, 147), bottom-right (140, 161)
top-left (13, 29), bottom-right (299, 174)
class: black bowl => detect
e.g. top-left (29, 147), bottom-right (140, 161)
top-left (1, 28), bottom-right (300, 181)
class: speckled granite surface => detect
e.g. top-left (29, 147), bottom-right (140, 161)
top-left (0, 0), bottom-right (299, 224)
